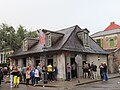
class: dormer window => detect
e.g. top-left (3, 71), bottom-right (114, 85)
top-left (45, 32), bottom-right (51, 47)
top-left (84, 32), bottom-right (89, 47)
top-left (77, 28), bottom-right (89, 47)
top-left (23, 39), bottom-right (28, 51)
top-left (42, 29), bottom-right (64, 48)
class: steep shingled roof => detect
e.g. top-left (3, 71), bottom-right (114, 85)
top-left (12, 25), bottom-right (108, 57)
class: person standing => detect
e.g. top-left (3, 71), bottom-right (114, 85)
top-left (42, 63), bottom-right (47, 84)
top-left (22, 65), bottom-right (26, 83)
top-left (88, 63), bottom-right (91, 78)
top-left (71, 63), bottom-right (76, 78)
top-left (47, 63), bottom-right (53, 81)
top-left (34, 67), bottom-right (39, 86)
top-left (91, 62), bottom-right (97, 79)
top-left (99, 63), bottom-right (104, 80)
top-left (11, 67), bottom-right (20, 88)
top-left (30, 66), bottom-right (35, 85)
top-left (10, 67), bottom-right (13, 88)
top-left (3, 67), bottom-right (8, 83)
top-left (53, 63), bottom-right (58, 81)
top-left (37, 63), bottom-right (42, 81)
top-left (66, 63), bottom-right (71, 81)
top-left (26, 67), bottom-right (30, 86)
top-left (0, 68), bottom-right (3, 87)
top-left (103, 62), bottom-right (108, 81)
top-left (17, 65), bottom-right (22, 82)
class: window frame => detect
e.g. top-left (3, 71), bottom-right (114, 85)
top-left (84, 32), bottom-right (89, 47)
top-left (45, 33), bottom-right (51, 47)
top-left (109, 38), bottom-right (114, 48)
top-left (23, 40), bottom-right (28, 51)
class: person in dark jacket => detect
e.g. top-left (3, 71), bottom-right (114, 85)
top-left (103, 62), bottom-right (108, 81)
top-left (53, 63), bottom-right (58, 81)
top-left (3, 67), bottom-right (8, 83)
top-left (11, 67), bottom-right (20, 88)
top-left (99, 63), bottom-right (104, 80)
top-left (0, 68), bottom-right (3, 87)
top-left (30, 66), bottom-right (35, 85)
top-left (42, 63), bottom-right (47, 84)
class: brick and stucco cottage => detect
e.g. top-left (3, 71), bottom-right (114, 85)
top-left (11, 25), bottom-right (108, 80)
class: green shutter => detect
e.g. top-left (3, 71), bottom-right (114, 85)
top-left (110, 38), bottom-right (114, 47)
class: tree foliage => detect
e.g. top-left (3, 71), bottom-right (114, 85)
top-left (0, 23), bottom-right (38, 51)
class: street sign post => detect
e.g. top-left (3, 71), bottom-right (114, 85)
top-left (75, 55), bottom-right (82, 83)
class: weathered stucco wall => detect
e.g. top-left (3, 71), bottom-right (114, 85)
top-left (57, 53), bottom-right (66, 80)
top-left (87, 54), bottom-right (107, 76)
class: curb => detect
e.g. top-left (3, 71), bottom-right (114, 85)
top-left (5, 75), bottom-right (120, 88)
top-left (75, 75), bottom-right (120, 86)
top-left (20, 82), bottom-right (59, 87)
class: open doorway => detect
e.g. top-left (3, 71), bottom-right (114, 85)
top-left (71, 58), bottom-right (77, 78)
top-left (36, 60), bottom-right (40, 66)
top-left (23, 58), bottom-right (26, 67)
top-left (47, 59), bottom-right (53, 66)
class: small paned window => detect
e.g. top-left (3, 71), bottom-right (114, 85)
top-left (23, 40), bottom-right (28, 51)
top-left (109, 38), bottom-right (114, 48)
top-left (84, 33), bottom-right (89, 47)
top-left (45, 33), bottom-right (51, 47)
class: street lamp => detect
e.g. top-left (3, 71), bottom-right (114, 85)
top-left (42, 44), bottom-right (48, 84)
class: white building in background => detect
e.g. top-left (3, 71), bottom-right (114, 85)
top-left (0, 50), bottom-right (14, 63)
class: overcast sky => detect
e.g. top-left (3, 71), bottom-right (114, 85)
top-left (0, 0), bottom-right (120, 35)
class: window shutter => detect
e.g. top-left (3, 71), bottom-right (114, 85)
top-left (109, 38), bottom-right (114, 48)
top-left (45, 33), bottom-right (51, 47)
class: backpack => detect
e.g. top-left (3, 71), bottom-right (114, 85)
top-left (93, 65), bottom-right (97, 71)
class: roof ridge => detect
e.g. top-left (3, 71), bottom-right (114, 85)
top-left (90, 31), bottom-right (103, 37)
top-left (57, 25), bottom-right (79, 32)
top-left (59, 25), bottom-right (78, 49)
top-left (91, 28), bottom-right (120, 38)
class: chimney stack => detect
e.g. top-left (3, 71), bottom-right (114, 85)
top-left (110, 21), bottom-right (115, 24)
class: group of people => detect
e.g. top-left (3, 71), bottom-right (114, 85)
top-left (0, 63), bottom-right (58, 88)
top-left (82, 62), bottom-right (108, 81)
top-left (66, 62), bottom-right (77, 81)
top-left (0, 61), bottom-right (109, 88)
top-left (99, 62), bottom-right (108, 81)
top-left (83, 62), bottom-right (98, 79)
top-left (0, 66), bottom-right (10, 87)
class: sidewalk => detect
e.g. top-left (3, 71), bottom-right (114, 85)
top-left (35, 73), bottom-right (120, 88)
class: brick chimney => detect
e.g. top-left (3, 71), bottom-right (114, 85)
top-left (110, 22), bottom-right (115, 25)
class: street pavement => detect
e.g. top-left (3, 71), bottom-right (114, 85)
top-left (0, 73), bottom-right (120, 90)
top-left (37, 73), bottom-right (120, 88)
top-left (1, 76), bottom-right (120, 90)
top-left (0, 83), bottom-right (61, 90)
top-left (70, 77), bottom-right (120, 90)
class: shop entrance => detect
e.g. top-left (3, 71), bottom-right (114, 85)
top-left (71, 58), bottom-right (77, 78)
top-left (47, 59), bottom-right (53, 66)
top-left (23, 58), bottom-right (26, 67)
